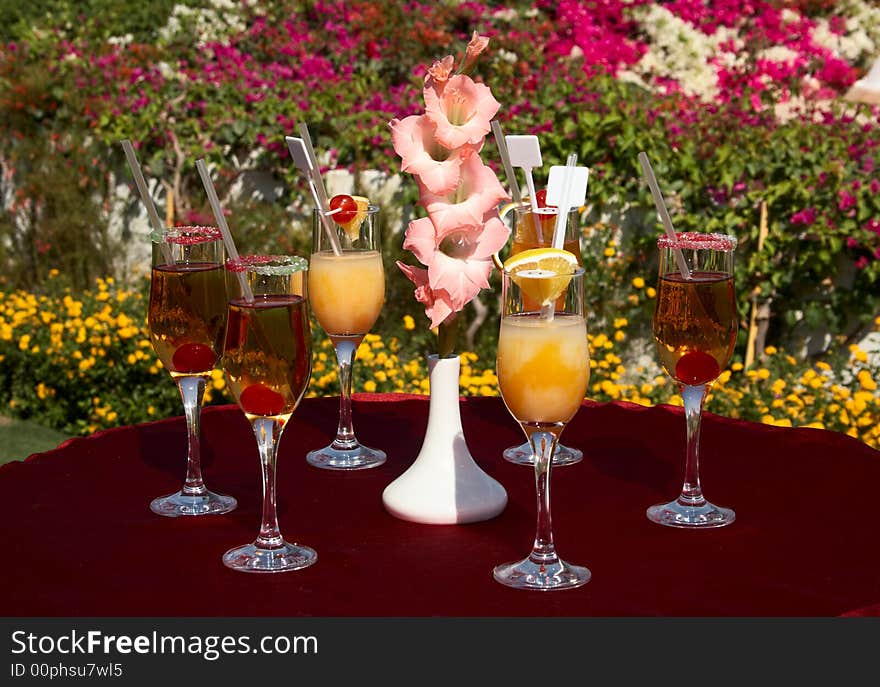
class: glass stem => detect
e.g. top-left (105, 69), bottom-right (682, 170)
top-left (252, 417), bottom-right (285, 549)
top-left (527, 428), bottom-right (561, 567)
top-left (678, 384), bottom-right (708, 508)
top-left (176, 375), bottom-right (207, 497)
top-left (332, 338), bottom-right (359, 450)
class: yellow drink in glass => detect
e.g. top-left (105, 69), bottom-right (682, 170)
top-left (497, 313), bottom-right (589, 424)
top-left (308, 250), bottom-right (385, 337)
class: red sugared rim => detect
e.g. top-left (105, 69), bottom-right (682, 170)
top-left (155, 225), bottom-right (222, 245)
top-left (658, 232), bottom-right (737, 251)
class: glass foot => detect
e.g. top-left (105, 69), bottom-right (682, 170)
top-left (493, 556), bottom-right (591, 591)
top-left (646, 499), bottom-right (736, 528)
top-left (306, 444), bottom-right (386, 470)
top-left (150, 490), bottom-right (237, 517)
top-left (223, 541), bottom-right (317, 573)
top-left (503, 441), bottom-right (582, 466)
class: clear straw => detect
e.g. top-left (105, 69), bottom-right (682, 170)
top-left (491, 120), bottom-right (522, 205)
top-left (195, 158), bottom-right (254, 302)
top-left (298, 123), bottom-right (342, 257)
top-left (120, 139), bottom-right (174, 266)
top-left (551, 153), bottom-right (578, 250)
top-left (638, 151), bottom-right (691, 280)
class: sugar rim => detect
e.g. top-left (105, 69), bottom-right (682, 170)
top-left (226, 254), bottom-right (308, 275)
top-left (658, 231), bottom-right (737, 252)
top-left (151, 225), bottom-right (222, 245)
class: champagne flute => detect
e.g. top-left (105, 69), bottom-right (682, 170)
top-left (147, 226), bottom-right (237, 517)
top-left (221, 255), bottom-right (316, 573)
top-left (647, 232), bottom-right (738, 528)
top-left (494, 266), bottom-right (591, 590)
top-left (306, 204), bottom-right (386, 470)
top-left (500, 201), bottom-right (583, 467)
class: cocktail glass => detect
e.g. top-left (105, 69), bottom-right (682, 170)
top-left (646, 232), bottom-right (738, 528)
top-left (493, 266), bottom-right (591, 590)
top-left (221, 255), bottom-right (316, 573)
top-left (147, 226), bottom-right (236, 517)
top-left (306, 205), bottom-right (386, 470)
top-left (500, 201), bottom-right (583, 467)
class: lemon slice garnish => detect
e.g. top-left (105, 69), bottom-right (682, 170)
top-left (503, 247), bottom-right (578, 305)
top-left (339, 195), bottom-right (370, 239)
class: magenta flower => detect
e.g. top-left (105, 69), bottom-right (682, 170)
top-left (791, 208), bottom-right (817, 226)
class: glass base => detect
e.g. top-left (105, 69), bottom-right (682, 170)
top-left (502, 441), bottom-right (583, 466)
top-left (306, 444), bottom-right (386, 470)
top-left (646, 499), bottom-right (736, 529)
top-left (150, 490), bottom-right (237, 518)
top-left (493, 556), bottom-right (591, 591)
top-left (223, 541), bottom-right (317, 573)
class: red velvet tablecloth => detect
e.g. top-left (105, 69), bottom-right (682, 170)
top-left (2, 394), bottom-right (879, 617)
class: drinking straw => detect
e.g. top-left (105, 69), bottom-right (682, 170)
top-left (195, 158), bottom-right (253, 302)
top-left (551, 153), bottom-right (578, 250)
top-left (120, 139), bottom-right (174, 266)
top-left (286, 128), bottom-right (342, 257)
top-left (638, 151), bottom-right (691, 280)
top-left (490, 120), bottom-right (522, 205)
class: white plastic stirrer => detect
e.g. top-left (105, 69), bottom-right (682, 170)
top-left (638, 151), bottom-right (691, 280)
top-left (195, 158), bottom-right (253, 302)
top-left (490, 121), bottom-right (522, 205)
top-left (505, 134), bottom-right (546, 242)
top-left (119, 139), bottom-right (173, 265)
top-left (546, 154), bottom-right (589, 250)
top-left (285, 132), bottom-right (342, 256)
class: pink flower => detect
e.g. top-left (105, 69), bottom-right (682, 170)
top-left (460, 32), bottom-right (490, 74)
top-left (791, 208), bottom-right (817, 226)
top-left (389, 114), bottom-right (478, 195)
top-left (426, 55), bottom-right (455, 90)
top-left (418, 154), bottom-right (508, 231)
top-left (396, 261), bottom-right (454, 329)
top-left (402, 211), bottom-right (508, 312)
top-left (424, 74), bottom-right (500, 149)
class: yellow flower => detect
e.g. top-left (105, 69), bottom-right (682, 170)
top-left (631, 277), bottom-right (645, 289)
top-left (764, 346), bottom-right (777, 356)
top-left (363, 380), bottom-right (377, 392)
top-left (403, 315), bottom-right (415, 331)
top-left (731, 362), bottom-right (743, 372)
top-left (613, 318), bottom-right (628, 329)
top-left (646, 287), bottom-right (656, 298)
top-left (857, 370), bottom-right (876, 392)
top-left (603, 247), bottom-right (615, 257)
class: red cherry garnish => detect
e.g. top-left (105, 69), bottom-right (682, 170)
top-left (675, 351), bottom-right (721, 385)
top-left (172, 343), bottom-right (216, 373)
top-left (534, 188), bottom-right (555, 208)
top-left (329, 194), bottom-right (357, 224)
top-left (239, 384), bottom-right (286, 416)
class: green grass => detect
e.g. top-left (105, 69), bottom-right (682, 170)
top-left (0, 416), bottom-right (71, 466)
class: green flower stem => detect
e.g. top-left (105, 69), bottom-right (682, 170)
top-left (437, 315), bottom-right (459, 359)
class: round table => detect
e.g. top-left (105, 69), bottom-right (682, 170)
top-left (2, 394), bottom-right (878, 616)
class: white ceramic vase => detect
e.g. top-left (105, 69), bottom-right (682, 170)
top-left (382, 354), bottom-right (508, 524)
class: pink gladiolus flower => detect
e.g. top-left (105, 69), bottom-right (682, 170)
top-left (460, 32), bottom-right (490, 74)
top-left (426, 55), bottom-right (455, 90)
top-left (397, 261), bottom-right (454, 329)
top-left (389, 114), bottom-right (478, 195)
top-left (424, 74), bottom-right (500, 149)
top-left (419, 154), bottom-right (508, 231)
top-left (403, 212), bottom-right (508, 312)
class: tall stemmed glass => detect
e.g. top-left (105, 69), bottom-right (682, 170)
top-left (647, 232), bottom-right (738, 528)
top-left (500, 201), bottom-right (583, 467)
top-left (306, 205), bottom-right (386, 470)
top-left (221, 255), bottom-right (316, 573)
top-left (147, 226), bottom-right (237, 517)
top-left (494, 266), bottom-right (591, 590)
